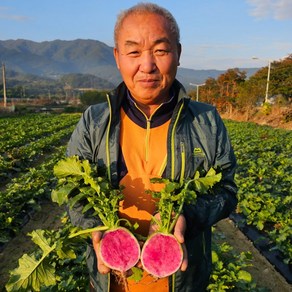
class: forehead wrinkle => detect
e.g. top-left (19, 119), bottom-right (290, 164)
top-left (123, 37), bottom-right (171, 47)
top-left (124, 40), bottom-right (139, 47)
top-left (154, 37), bottom-right (171, 45)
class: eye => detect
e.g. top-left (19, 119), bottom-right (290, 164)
top-left (154, 49), bottom-right (169, 56)
top-left (127, 51), bottom-right (140, 57)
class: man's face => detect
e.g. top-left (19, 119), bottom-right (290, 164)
top-left (114, 13), bottom-right (181, 106)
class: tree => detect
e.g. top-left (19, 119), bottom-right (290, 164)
top-left (270, 55), bottom-right (292, 100)
top-left (79, 90), bottom-right (108, 106)
top-left (243, 55), bottom-right (292, 105)
top-left (217, 68), bottom-right (246, 101)
top-left (203, 77), bottom-right (220, 103)
top-left (214, 69), bottom-right (247, 113)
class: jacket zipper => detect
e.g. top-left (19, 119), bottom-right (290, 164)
top-left (169, 102), bottom-right (185, 292)
top-left (180, 142), bottom-right (186, 183)
top-left (170, 102), bottom-right (184, 180)
top-left (172, 273), bottom-right (176, 292)
top-left (107, 274), bottom-right (110, 292)
top-left (105, 93), bottom-right (112, 182)
top-left (158, 155), bottom-right (167, 176)
top-left (145, 117), bottom-right (151, 162)
top-left (170, 143), bottom-right (185, 292)
top-left (134, 103), bottom-right (163, 163)
top-left (105, 94), bottom-right (112, 292)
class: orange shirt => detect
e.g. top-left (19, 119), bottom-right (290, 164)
top-left (111, 107), bottom-right (170, 292)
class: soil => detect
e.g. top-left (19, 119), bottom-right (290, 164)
top-left (215, 219), bottom-right (292, 291)
top-left (0, 201), bottom-right (66, 291)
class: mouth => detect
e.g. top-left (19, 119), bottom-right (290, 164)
top-left (138, 78), bottom-right (160, 87)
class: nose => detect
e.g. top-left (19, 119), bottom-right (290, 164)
top-left (139, 51), bottom-right (157, 73)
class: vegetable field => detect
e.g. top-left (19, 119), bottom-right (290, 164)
top-left (0, 113), bottom-right (81, 246)
top-left (0, 113), bottom-right (291, 291)
top-left (225, 120), bottom-right (292, 269)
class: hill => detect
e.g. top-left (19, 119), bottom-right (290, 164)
top-left (0, 39), bottom-right (119, 85)
top-left (0, 39), bottom-right (259, 89)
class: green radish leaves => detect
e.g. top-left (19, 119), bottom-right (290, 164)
top-left (6, 230), bottom-right (57, 291)
top-left (52, 155), bottom-right (123, 229)
top-left (150, 168), bottom-right (222, 234)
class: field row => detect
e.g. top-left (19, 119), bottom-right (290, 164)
top-left (0, 114), bottom-right (81, 182)
top-left (0, 113), bottom-right (80, 246)
top-left (225, 120), bottom-right (292, 265)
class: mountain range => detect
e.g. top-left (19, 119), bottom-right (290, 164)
top-left (0, 39), bottom-right (259, 90)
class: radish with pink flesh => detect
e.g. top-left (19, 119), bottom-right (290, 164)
top-left (141, 233), bottom-right (183, 278)
top-left (52, 156), bottom-right (141, 272)
top-left (99, 227), bottom-right (140, 272)
top-left (142, 168), bottom-right (222, 277)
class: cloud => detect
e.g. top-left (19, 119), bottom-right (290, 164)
top-left (247, 0), bottom-right (292, 20)
top-left (0, 6), bottom-right (30, 22)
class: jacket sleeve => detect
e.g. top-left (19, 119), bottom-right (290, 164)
top-left (183, 111), bottom-right (238, 238)
top-left (67, 108), bottom-right (94, 161)
top-left (66, 108), bottom-right (102, 229)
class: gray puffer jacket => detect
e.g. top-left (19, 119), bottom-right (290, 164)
top-left (66, 80), bottom-right (238, 292)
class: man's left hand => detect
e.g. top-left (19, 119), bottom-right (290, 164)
top-left (174, 214), bottom-right (188, 271)
top-left (149, 213), bottom-right (188, 272)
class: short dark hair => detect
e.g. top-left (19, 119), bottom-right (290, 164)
top-left (114, 2), bottom-right (180, 48)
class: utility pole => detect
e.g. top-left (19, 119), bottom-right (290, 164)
top-left (252, 57), bottom-right (271, 104)
top-left (189, 83), bottom-right (205, 101)
top-left (265, 60), bottom-right (271, 104)
top-left (2, 63), bottom-right (7, 107)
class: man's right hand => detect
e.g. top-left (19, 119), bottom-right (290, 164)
top-left (92, 231), bottom-right (111, 274)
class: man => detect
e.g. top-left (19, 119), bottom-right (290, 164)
top-left (67, 3), bottom-right (237, 291)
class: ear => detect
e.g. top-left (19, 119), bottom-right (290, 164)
top-left (113, 48), bottom-right (120, 70)
top-left (177, 43), bottom-right (182, 66)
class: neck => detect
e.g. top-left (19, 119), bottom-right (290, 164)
top-left (135, 102), bottom-right (162, 117)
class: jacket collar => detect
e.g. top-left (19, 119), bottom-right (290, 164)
top-left (109, 78), bottom-right (188, 104)
top-left (107, 79), bottom-right (189, 121)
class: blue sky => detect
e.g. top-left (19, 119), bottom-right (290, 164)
top-left (0, 0), bottom-right (291, 70)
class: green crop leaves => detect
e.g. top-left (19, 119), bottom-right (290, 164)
top-left (149, 168), bottom-right (222, 234)
top-left (225, 120), bottom-right (292, 264)
top-left (6, 230), bottom-right (57, 291)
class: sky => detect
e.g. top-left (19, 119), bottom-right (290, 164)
top-left (0, 0), bottom-right (291, 70)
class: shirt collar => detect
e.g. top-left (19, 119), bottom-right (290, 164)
top-left (122, 87), bottom-right (178, 128)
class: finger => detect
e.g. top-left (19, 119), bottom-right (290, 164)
top-left (97, 260), bottom-right (111, 274)
top-left (92, 231), bottom-right (111, 274)
top-left (174, 214), bottom-right (186, 244)
top-left (180, 243), bottom-right (188, 271)
top-left (148, 223), bottom-right (157, 236)
top-left (92, 231), bottom-right (103, 247)
top-left (148, 213), bottom-right (161, 235)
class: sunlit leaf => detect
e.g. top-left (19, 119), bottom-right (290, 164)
top-left (53, 155), bottom-right (84, 177)
top-left (5, 254), bottom-right (56, 291)
top-left (238, 270), bottom-right (252, 282)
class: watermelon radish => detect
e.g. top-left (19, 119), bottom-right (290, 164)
top-left (142, 168), bottom-right (222, 277)
top-left (141, 233), bottom-right (183, 278)
top-left (51, 156), bottom-right (141, 273)
top-left (99, 227), bottom-right (141, 272)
